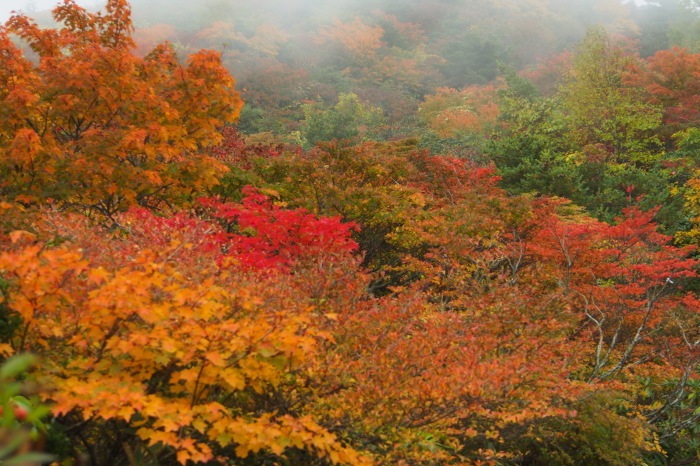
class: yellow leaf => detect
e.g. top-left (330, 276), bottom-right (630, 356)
top-left (0, 344), bottom-right (13, 357)
top-left (87, 267), bottom-right (111, 285)
top-left (257, 342), bottom-right (278, 358)
top-left (221, 369), bottom-right (245, 390)
top-left (205, 351), bottom-right (226, 367)
top-left (161, 339), bottom-right (178, 354)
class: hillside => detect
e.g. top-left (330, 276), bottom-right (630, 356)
top-left (1, 0), bottom-right (700, 464)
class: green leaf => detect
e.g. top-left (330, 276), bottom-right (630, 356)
top-left (0, 354), bottom-right (35, 380)
top-left (3, 452), bottom-right (56, 465)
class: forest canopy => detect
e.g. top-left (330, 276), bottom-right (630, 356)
top-left (1, 0), bottom-right (700, 465)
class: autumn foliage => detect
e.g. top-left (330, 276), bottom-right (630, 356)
top-left (0, 0), bottom-right (242, 218)
top-left (625, 46), bottom-right (700, 145)
top-left (4, 131), bottom-right (700, 463)
top-left (2, 1), bottom-right (700, 465)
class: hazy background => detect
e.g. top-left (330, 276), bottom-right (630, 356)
top-left (0, 0), bottom-right (651, 24)
top-left (0, 0), bottom-right (104, 22)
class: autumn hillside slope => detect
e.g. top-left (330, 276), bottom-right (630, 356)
top-left (1, 0), bottom-right (700, 465)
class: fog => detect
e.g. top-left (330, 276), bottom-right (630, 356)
top-left (0, 0), bottom-right (694, 108)
top-left (1, 0), bottom-right (690, 89)
top-left (0, 0), bottom-right (660, 24)
top-left (0, 0), bottom-right (104, 23)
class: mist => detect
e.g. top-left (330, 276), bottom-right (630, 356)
top-left (0, 0), bottom-right (104, 23)
top-left (0, 0), bottom-right (663, 24)
top-left (1, 0), bottom-right (697, 133)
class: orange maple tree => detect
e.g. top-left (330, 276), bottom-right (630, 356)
top-left (317, 18), bottom-right (385, 62)
top-left (418, 86), bottom-right (500, 138)
top-left (0, 191), bottom-right (368, 464)
top-left (0, 0), bottom-right (242, 218)
top-left (625, 46), bottom-right (700, 145)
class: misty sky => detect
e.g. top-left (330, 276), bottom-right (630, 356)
top-left (0, 0), bottom-right (104, 23)
top-left (0, 0), bottom-right (653, 24)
